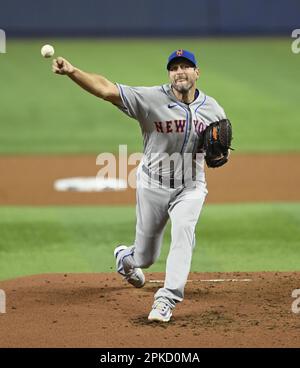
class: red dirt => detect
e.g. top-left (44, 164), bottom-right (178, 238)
top-left (0, 154), bottom-right (299, 205)
top-left (1, 272), bottom-right (300, 348)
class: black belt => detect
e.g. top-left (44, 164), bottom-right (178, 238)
top-left (142, 165), bottom-right (184, 189)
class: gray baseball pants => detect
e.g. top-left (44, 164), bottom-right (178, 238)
top-left (121, 167), bottom-right (207, 308)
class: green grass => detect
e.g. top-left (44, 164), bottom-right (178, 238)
top-left (0, 38), bottom-right (299, 154)
top-left (0, 203), bottom-right (299, 280)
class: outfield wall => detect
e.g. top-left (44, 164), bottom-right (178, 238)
top-left (1, 0), bottom-right (299, 37)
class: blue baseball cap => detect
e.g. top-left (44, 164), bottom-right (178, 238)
top-left (167, 49), bottom-right (197, 70)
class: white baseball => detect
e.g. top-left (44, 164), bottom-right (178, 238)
top-left (41, 44), bottom-right (55, 58)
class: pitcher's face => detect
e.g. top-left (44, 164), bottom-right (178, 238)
top-left (169, 61), bottom-right (199, 93)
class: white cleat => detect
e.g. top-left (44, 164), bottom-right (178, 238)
top-left (114, 245), bottom-right (145, 288)
top-left (148, 300), bottom-right (173, 322)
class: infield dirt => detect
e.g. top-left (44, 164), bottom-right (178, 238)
top-left (0, 272), bottom-right (300, 347)
top-left (0, 153), bottom-right (299, 205)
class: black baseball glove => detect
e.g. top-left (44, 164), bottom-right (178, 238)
top-left (203, 119), bottom-right (233, 168)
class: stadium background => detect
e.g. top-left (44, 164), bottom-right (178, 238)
top-left (0, 0), bottom-right (299, 348)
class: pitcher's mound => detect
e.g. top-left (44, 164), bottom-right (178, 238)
top-left (0, 272), bottom-right (299, 347)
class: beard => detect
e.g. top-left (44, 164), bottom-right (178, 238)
top-left (172, 79), bottom-right (193, 94)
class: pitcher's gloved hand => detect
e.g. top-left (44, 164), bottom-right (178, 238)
top-left (203, 119), bottom-right (233, 168)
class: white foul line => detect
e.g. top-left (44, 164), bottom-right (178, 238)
top-left (149, 278), bottom-right (252, 283)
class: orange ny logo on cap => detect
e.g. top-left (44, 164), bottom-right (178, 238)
top-left (176, 49), bottom-right (183, 56)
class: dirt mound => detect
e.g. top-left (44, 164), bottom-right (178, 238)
top-left (0, 272), bottom-right (299, 347)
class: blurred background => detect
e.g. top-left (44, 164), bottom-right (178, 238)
top-left (0, 0), bottom-right (299, 280)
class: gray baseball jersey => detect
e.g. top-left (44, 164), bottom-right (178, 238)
top-left (115, 82), bottom-right (227, 307)
top-left (116, 83), bottom-right (226, 183)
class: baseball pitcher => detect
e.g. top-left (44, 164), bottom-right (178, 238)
top-left (52, 49), bottom-right (232, 322)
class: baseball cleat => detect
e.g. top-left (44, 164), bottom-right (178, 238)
top-left (148, 300), bottom-right (173, 322)
top-left (114, 245), bottom-right (145, 288)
